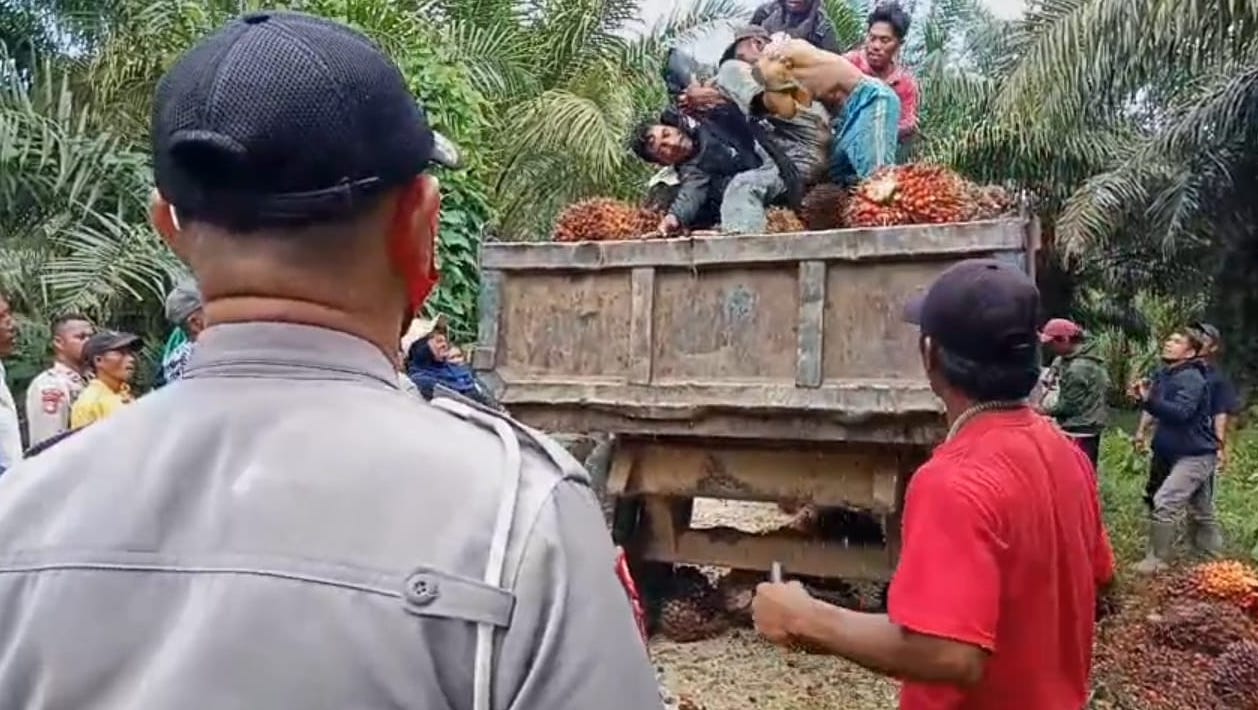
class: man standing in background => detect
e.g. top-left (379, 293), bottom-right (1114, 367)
top-left (751, 0), bottom-right (842, 53)
top-left (24, 314), bottom-right (93, 448)
top-left (1131, 327), bottom-right (1220, 572)
top-left (70, 330), bottom-right (140, 430)
top-left (843, 3), bottom-right (919, 143)
top-left (1039, 318), bottom-right (1109, 469)
top-left (161, 278), bottom-right (205, 384)
top-left (1194, 322), bottom-right (1240, 472)
top-left (0, 293), bottom-right (20, 475)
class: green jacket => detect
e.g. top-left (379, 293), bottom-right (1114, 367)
top-left (1045, 340), bottom-right (1110, 436)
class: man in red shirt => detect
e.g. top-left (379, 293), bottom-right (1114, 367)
top-left (843, 2), bottom-right (919, 141)
top-left (752, 259), bottom-right (1115, 710)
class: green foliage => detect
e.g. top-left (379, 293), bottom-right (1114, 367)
top-left (0, 50), bottom-right (183, 394)
top-left (285, 0), bottom-right (494, 341)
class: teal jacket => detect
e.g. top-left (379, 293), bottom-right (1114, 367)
top-left (1045, 340), bottom-right (1110, 436)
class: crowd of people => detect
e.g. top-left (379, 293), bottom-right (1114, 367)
top-left (1030, 317), bottom-right (1240, 573)
top-left (0, 282), bottom-right (496, 471)
top-left (0, 7), bottom-right (1245, 710)
top-left (631, 0), bottom-right (919, 236)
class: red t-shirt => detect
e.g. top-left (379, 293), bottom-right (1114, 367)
top-left (888, 408), bottom-right (1114, 710)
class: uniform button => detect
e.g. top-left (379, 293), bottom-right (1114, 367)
top-left (404, 573), bottom-right (440, 606)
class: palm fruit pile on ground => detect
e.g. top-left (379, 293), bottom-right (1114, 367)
top-left (552, 198), bottom-right (659, 241)
top-left (1094, 559), bottom-right (1258, 709)
top-left (1212, 640), bottom-right (1258, 709)
top-left (1192, 559), bottom-right (1258, 616)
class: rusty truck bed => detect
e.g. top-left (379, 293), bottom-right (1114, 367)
top-left (473, 219), bottom-right (1036, 446)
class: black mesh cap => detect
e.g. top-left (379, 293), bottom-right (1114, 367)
top-left (902, 258), bottom-right (1042, 364)
top-left (151, 11), bottom-right (460, 230)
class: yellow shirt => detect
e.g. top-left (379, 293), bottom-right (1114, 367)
top-left (70, 379), bottom-right (134, 430)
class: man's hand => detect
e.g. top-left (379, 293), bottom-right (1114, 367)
top-left (1129, 378), bottom-right (1149, 402)
top-left (1217, 447), bottom-right (1228, 474)
top-left (1132, 431), bottom-right (1149, 453)
top-left (656, 213), bottom-right (681, 236)
top-left (752, 580), bottom-right (815, 646)
top-left (679, 82), bottom-right (725, 114)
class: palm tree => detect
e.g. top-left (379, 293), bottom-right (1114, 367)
top-left (426, 0), bottom-right (749, 238)
top-left (0, 52), bottom-right (183, 384)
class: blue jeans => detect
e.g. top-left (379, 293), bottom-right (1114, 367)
top-left (830, 78), bottom-right (901, 185)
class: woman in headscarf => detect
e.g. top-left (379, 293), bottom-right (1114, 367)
top-left (402, 315), bottom-right (498, 408)
top-left (750, 0), bottom-right (841, 53)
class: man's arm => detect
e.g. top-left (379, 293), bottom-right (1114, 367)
top-left (496, 479), bottom-right (662, 709)
top-left (1141, 370), bottom-right (1206, 423)
top-left (778, 597), bottom-right (986, 685)
top-left (23, 376), bottom-right (67, 449)
top-left (896, 74), bottom-right (919, 139)
top-left (667, 163), bottom-right (710, 227)
top-left (754, 465), bottom-right (997, 686)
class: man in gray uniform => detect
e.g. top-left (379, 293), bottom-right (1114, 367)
top-left (0, 11), bottom-right (661, 710)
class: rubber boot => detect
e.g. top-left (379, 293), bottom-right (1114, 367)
top-left (1132, 520), bottom-right (1176, 575)
top-left (1188, 518), bottom-right (1224, 558)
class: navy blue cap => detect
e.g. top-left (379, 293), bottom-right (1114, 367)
top-left (903, 259), bottom-right (1041, 364)
top-left (83, 331), bottom-right (140, 367)
top-left (151, 11), bottom-right (460, 230)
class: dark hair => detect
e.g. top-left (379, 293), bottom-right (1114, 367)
top-left (929, 338), bottom-right (1040, 402)
top-left (628, 119), bottom-right (658, 164)
top-left (868, 2), bottom-right (911, 40)
top-left (50, 313), bottom-right (91, 337)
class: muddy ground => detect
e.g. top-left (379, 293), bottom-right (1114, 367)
top-left (650, 500), bottom-right (899, 710)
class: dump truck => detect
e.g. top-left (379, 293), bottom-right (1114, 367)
top-left (472, 216), bottom-right (1040, 582)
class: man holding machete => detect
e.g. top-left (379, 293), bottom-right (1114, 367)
top-left (752, 260), bottom-right (1115, 710)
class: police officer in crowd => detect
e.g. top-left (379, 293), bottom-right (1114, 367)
top-left (0, 11), bottom-right (659, 710)
top-left (23, 313), bottom-right (93, 448)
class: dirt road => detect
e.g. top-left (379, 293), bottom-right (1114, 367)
top-left (650, 499), bottom-right (898, 709)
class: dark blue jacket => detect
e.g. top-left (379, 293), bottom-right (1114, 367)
top-left (1204, 363), bottom-right (1241, 417)
top-left (405, 335), bottom-right (493, 408)
top-left (1144, 359), bottom-right (1218, 461)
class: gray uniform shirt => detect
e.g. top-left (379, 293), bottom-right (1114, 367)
top-left (0, 323), bottom-right (661, 710)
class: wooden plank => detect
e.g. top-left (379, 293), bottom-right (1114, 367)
top-left (637, 525), bottom-right (892, 581)
top-left (481, 220), bottom-right (1029, 271)
top-left (472, 269), bottom-right (503, 369)
top-left (488, 378), bottom-right (943, 416)
top-left (796, 261), bottom-right (826, 388)
top-left (504, 405), bottom-right (946, 445)
top-left (617, 440), bottom-right (901, 513)
top-left (628, 267), bottom-right (655, 385)
top-left (991, 249), bottom-right (1026, 274)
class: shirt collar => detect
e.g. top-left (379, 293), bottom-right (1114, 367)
top-left (183, 322), bottom-right (400, 390)
top-left (53, 361), bottom-right (84, 380)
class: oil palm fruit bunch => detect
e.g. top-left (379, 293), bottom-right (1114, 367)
top-left (800, 183), bottom-right (848, 230)
top-left (1211, 640), bottom-right (1258, 709)
top-left (1191, 560), bottom-right (1258, 615)
top-left (845, 164), bottom-right (971, 228)
top-left (765, 207), bottom-right (806, 233)
top-left (553, 198), bottom-right (659, 242)
top-left (657, 566), bottom-right (728, 642)
top-left (1150, 601), bottom-right (1254, 655)
top-left (963, 182), bottom-right (1014, 220)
